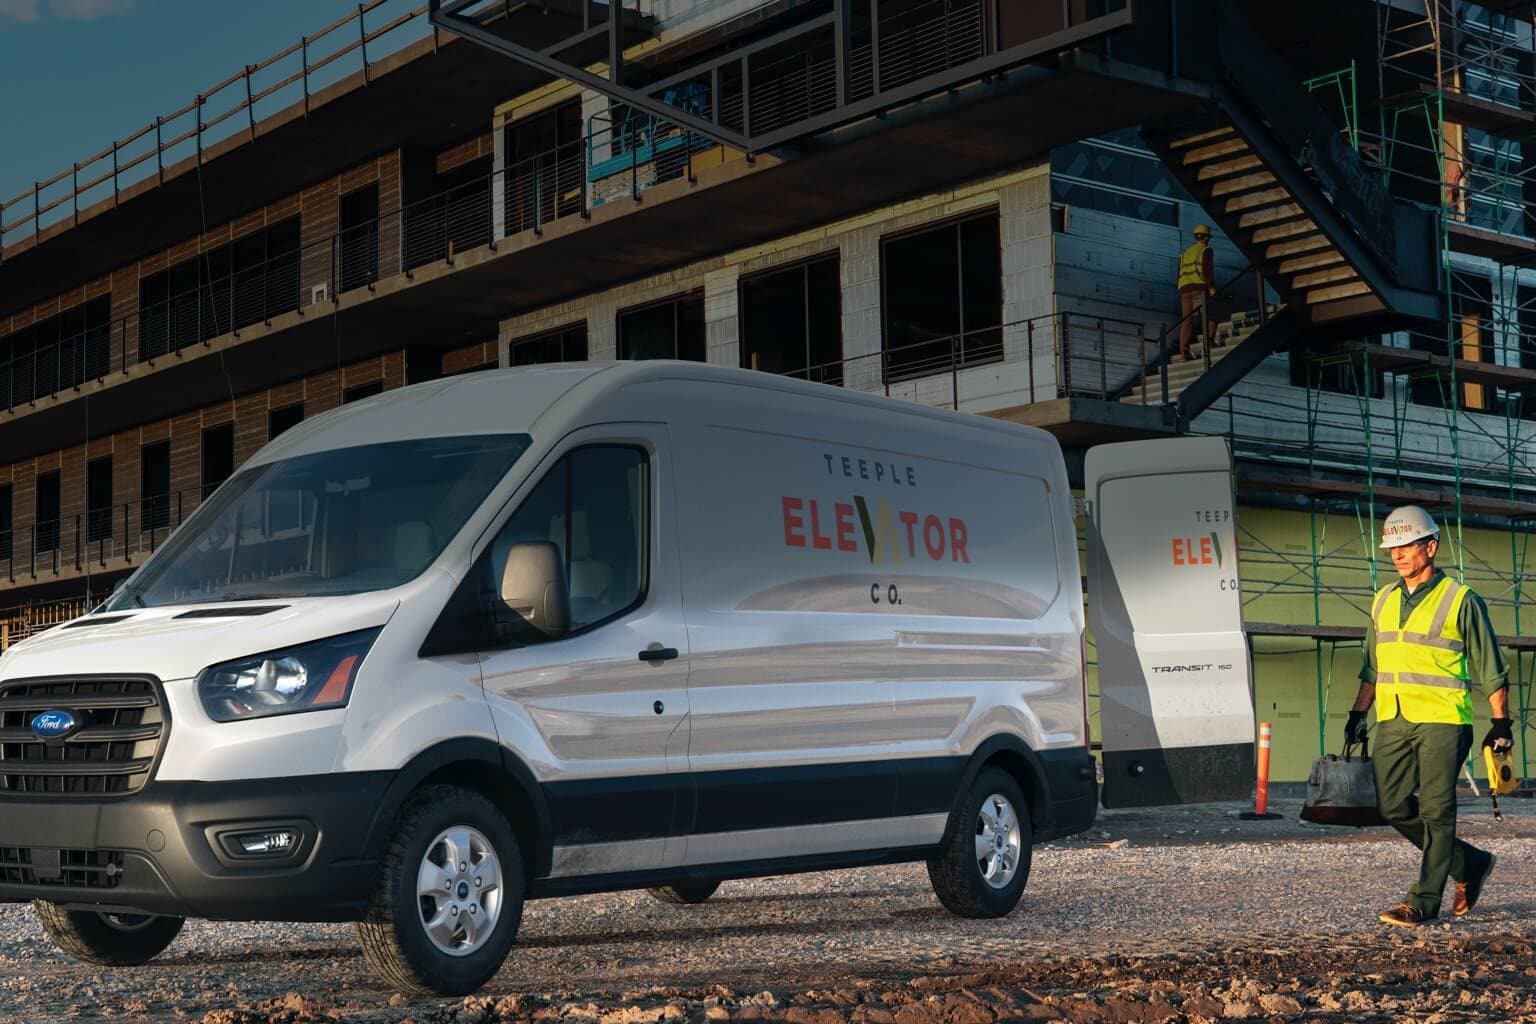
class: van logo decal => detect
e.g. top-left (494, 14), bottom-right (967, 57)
top-left (1172, 532), bottom-right (1224, 568)
top-left (30, 709), bottom-right (84, 741)
top-left (783, 496), bottom-right (968, 565)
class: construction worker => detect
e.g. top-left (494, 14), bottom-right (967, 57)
top-left (1176, 224), bottom-right (1215, 361)
top-left (1345, 505), bottom-right (1514, 927)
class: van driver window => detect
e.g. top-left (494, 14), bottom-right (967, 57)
top-left (490, 446), bottom-right (649, 635)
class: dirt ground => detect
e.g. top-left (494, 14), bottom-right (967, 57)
top-left (2, 797), bottom-right (1534, 1024)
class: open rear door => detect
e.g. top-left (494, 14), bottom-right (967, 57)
top-left (1085, 437), bottom-right (1255, 807)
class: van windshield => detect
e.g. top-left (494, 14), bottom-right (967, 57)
top-left (108, 435), bottom-right (530, 609)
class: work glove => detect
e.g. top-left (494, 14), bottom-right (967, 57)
top-left (1344, 710), bottom-right (1369, 747)
top-left (1483, 717), bottom-right (1514, 753)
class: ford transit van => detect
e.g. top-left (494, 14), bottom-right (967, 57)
top-left (0, 363), bottom-right (1254, 995)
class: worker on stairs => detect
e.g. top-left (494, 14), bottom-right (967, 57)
top-left (1177, 223), bottom-right (1215, 362)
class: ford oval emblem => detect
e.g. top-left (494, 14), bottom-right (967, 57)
top-left (30, 710), bottom-right (82, 741)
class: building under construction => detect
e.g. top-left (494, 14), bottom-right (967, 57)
top-left (0, 0), bottom-right (1532, 782)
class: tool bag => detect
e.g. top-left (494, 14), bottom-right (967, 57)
top-left (1300, 739), bottom-right (1386, 827)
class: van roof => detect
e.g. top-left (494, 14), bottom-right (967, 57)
top-left (248, 361), bottom-right (1057, 467)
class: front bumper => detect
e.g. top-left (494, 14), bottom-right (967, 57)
top-left (0, 772), bottom-right (393, 921)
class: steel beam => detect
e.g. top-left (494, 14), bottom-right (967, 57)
top-left (429, 0), bottom-right (747, 149)
top-left (433, 0), bottom-right (1137, 157)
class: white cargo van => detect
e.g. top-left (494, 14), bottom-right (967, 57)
top-left (0, 363), bottom-right (1253, 995)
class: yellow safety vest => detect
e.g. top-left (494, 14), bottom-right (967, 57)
top-left (1178, 241), bottom-right (1209, 290)
top-left (1371, 576), bottom-right (1474, 725)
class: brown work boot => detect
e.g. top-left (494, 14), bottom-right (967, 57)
top-left (1454, 852), bottom-right (1497, 917)
top-left (1379, 903), bottom-right (1435, 928)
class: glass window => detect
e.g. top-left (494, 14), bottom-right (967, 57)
top-left (35, 470), bottom-right (60, 554)
top-left (405, 159), bottom-right (492, 271)
top-left (141, 441), bottom-right (172, 534)
top-left (110, 435), bottom-right (530, 609)
top-left (269, 403), bottom-right (305, 440)
top-left (0, 296), bottom-right (110, 408)
top-left (339, 184), bottom-right (381, 293)
top-left (881, 212), bottom-right (1002, 381)
top-left (509, 323), bottom-right (588, 366)
top-left (618, 293), bottom-right (705, 362)
top-left (344, 381), bottom-right (385, 404)
top-left (0, 484), bottom-right (11, 563)
top-left (741, 257), bottom-right (842, 385)
top-left (1288, 346), bottom-right (1384, 399)
top-left (202, 423), bottom-right (236, 500)
top-left (485, 446), bottom-right (649, 640)
top-left (138, 218), bottom-right (300, 361)
top-left (505, 100), bottom-right (584, 234)
top-left (87, 456), bottom-right (113, 545)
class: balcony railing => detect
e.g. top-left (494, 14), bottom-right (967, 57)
top-left (0, 136), bottom-right (596, 412)
top-left (0, 491), bottom-right (193, 586)
top-left (769, 311), bottom-right (1156, 412)
top-left (0, 0), bottom-right (435, 252)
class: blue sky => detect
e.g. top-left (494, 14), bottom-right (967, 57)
top-left (0, 0), bottom-right (427, 219)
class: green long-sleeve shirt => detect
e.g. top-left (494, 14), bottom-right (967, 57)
top-left (1358, 568), bottom-right (1509, 696)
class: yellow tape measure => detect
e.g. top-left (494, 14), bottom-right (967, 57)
top-left (1484, 745), bottom-right (1519, 797)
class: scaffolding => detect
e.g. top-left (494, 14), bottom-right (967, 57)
top-left (1205, 3), bottom-right (1536, 781)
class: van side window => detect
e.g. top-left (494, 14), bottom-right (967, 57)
top-left (489, 446), bottom-right (649, 638)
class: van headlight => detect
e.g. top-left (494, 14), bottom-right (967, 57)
top-left (197, 629), bottom-right (381, 723)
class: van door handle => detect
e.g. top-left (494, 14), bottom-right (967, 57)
top-left (638, 645), bottom-right (679, 662)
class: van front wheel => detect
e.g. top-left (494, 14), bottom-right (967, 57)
top-left (32, 903), bottom-right (184, 965)
top-left (357, 785), bottom-right (525, 996)
top-left (926, 768), bottom-right (1032, 918)
top-left (647, 880), bottom-right (720, 905)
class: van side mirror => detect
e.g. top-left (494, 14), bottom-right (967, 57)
top-left (497, 541), bottom-right (570, 641)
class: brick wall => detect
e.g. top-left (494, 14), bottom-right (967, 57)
top-left (299, 154), bottom-right (409, 307)
top-left (438, 134), bottom-right (495, 175)
top-left (2, 151), bottom-right (420, 373)
top-left (442, 340), bottom-right (499, 376)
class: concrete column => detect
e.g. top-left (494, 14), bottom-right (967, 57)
top-left (492, 114), bottom-right (507, 242)
top-left (705, 267), bottom-right (740, 368)
top-left (582, 88), bottom-right (610, 216)
top-left (839, 227), bottom-right (883, 394)
top-left (1000, 172), bottom-right (1055, 405)
top-left (586, 300), bottom-right (620, 360)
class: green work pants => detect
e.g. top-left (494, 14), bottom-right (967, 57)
top-left (1372, 715), bottom-right (1486, 917)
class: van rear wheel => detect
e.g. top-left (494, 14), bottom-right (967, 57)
top-left (32, 902), bottom-right (184, 965)
top-left (647, 880), bottom-right (720, 905)
top-left (926, 767), bottom-right (1032, 918)
top-left (357, 785), bottom-right (525, 996)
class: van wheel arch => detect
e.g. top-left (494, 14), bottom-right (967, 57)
top-left (365, 739), bottom-right (552, 880)
top-left (957, 736), bottom-right (1051, 832)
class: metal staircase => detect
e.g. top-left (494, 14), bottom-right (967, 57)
top-left (1155, 128), bottom-right (1376, 320)
top-left (1144, 4), bottom-right (1442, 331)
top-left (1122, 307), bottom-right (1280, 406)
top-left (1115, 3), bottom-right (1445, 431)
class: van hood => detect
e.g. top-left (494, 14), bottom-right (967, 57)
top-left (0, 593), bottom-right (401, 682)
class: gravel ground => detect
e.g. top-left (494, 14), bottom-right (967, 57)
top-left (2, 798), bottom-right (1534, 1023)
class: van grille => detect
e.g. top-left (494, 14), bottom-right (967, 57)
top-left (0, 847), bottom-right (124, 888)
top-left (0, 677), bottom-right (166, 796)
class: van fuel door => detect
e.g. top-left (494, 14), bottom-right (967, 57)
top-left (1085, 437), bottom-right (1255, 807)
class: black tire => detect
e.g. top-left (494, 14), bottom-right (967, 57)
top-left (32, 902), bottom-right (184, 965)
top-left (646, 879), bottom-right (720, 905)
top-left (926, 767), bottom-right (1032, 918)
top-left (356, 785), bottom-right (525, 996)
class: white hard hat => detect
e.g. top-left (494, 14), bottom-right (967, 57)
top-left (1380, 505), bottom-right (1439, 549)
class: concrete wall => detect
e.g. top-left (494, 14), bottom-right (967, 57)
top-left (496, 162), bottom-right (1056, 418)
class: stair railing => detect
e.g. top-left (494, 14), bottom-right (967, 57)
top-left (1120, 262), bottom-right (1271, 405)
